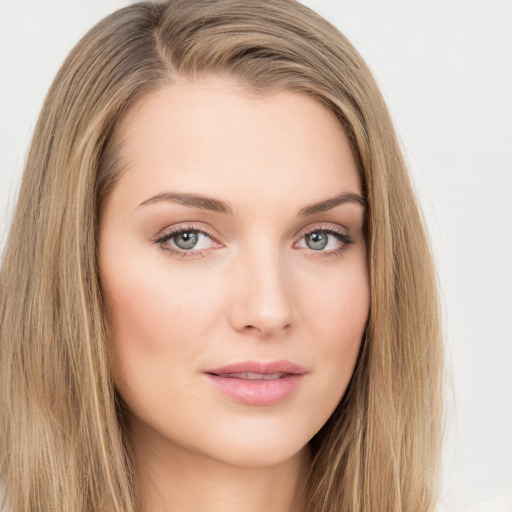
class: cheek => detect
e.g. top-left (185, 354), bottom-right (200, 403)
top-left (101, 255), bottom-right (222, 390)
top-left (300, 257), bottom-right (369, 386)
top-left (303, 255), bottom-right (369, 338)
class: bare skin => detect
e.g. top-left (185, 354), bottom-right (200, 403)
top-left (129, 419), bottom-right (310, 512)
top-left (98, 79), bottom-right (369, 512)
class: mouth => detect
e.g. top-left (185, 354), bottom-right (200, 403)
top-left (210, 372), bottom-right (288, 380)
top-left (206, 360), bottom-right (306, 378)
top-left (204, 360), bottom-right (306, 405)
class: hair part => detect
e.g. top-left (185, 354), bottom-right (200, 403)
top-left (0, 1), bottom-right (443, 511)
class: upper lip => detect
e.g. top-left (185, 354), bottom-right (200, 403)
top-left (206, 360), bottom-right (307, 376)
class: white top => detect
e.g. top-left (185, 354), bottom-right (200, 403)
top-left (437, 497), bottom-right (512, 512)
top-left (468, 498), bottom-right (512, 512)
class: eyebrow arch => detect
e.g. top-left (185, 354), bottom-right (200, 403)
top-left (137, 190), bottom-right (366, 216)
top-left (138, 192), bottom-right (234, 214)
top-left (298, 192), bottom-right (367, 216)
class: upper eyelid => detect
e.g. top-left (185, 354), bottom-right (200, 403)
top-left (156, 222), bottom-right (349, 239)
top-left (154, 223), bottom-right (217, 242)
top-left (294, 222), bottom-right (350, 239)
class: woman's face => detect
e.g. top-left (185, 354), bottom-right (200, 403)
top-left (98, 80), bottom-right (369, 468)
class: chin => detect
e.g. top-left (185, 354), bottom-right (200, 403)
top-left (182, 415), bottom-right (318, 469)
top-left (206, 439), bottom-right (309, 469)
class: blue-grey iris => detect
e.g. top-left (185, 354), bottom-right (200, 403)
top-left (305, 231), bottom-right (328, 250)
top-left (174, 231), bottom-right (198, 250)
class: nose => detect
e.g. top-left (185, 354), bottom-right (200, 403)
top-left (228, 245), bottom-right (294, 338)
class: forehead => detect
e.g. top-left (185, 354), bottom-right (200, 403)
top-left (111, 80), bottom-right (361, 212)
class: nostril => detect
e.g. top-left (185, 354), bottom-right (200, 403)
top-left (241, 322), bottom-right (292, 336)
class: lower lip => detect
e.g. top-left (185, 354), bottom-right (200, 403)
top-left (205, 374), bottom-right (304, 405)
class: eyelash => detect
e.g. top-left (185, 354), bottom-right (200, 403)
top-left (296, 225), bottom-right (354, 259)
top-left (154, 223), bottom-right (354, 259)
top-left (154, 224), bottom-right (217, 259)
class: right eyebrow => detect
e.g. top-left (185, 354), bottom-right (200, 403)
top-left (137, 192), bottom-right (234, 215)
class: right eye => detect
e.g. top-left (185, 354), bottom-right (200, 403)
top-left (156, 226), bottom-right (219, 255)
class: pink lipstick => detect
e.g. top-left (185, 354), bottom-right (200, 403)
top-left (204, 360), bottom-right (306, 405)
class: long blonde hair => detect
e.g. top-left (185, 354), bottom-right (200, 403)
top-left (0, 1), bottom-right (443, 511)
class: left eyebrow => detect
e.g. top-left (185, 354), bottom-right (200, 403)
top-left (298, 192), bottom-right (367, 217)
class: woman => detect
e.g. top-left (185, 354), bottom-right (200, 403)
top-left (0, 1), bottom-right (443, 511)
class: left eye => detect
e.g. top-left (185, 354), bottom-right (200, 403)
top-left (161, 230), bottom-right (215, 251)
top-left (296, 230), bottom-right (347, 251)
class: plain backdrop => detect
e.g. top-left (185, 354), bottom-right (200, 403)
top-left (0, 1), bottom-right (511, 511)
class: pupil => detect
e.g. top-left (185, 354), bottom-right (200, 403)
top-left (175, 231), bottom-right (198, 250)
top-left (306, 232), bottom-right (328, 250)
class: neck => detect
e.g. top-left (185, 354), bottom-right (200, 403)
top-left (127, 418), bottom-right (310, 512)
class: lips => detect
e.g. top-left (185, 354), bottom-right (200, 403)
top-left (207, 360), bottom-right (306, 377)
top-left (204, 360), bottom-right (306, 405)
top-left (216, 372), bottom-right (286, 380)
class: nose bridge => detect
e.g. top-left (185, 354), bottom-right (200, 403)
top-left (229, 239), bottom-right (294, 336)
